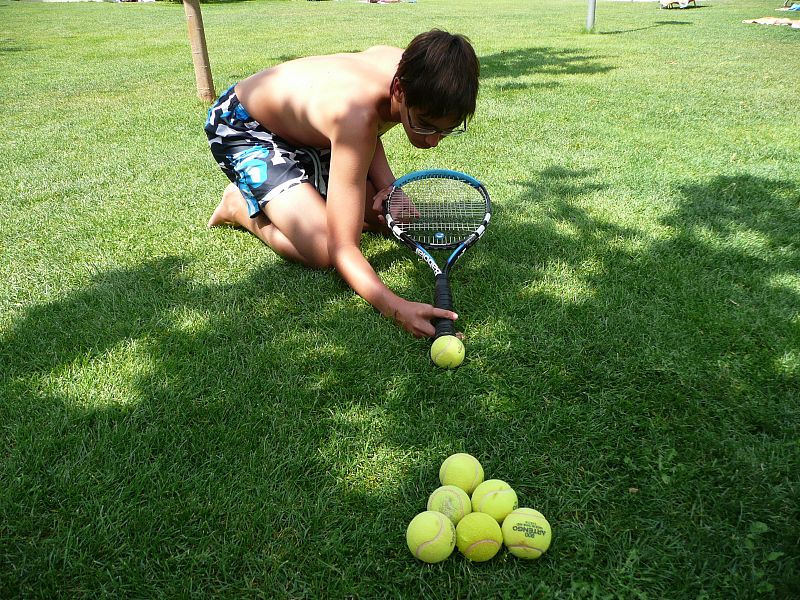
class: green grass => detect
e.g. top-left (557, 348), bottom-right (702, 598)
top-left (1, 0), bottom-right (799, 597)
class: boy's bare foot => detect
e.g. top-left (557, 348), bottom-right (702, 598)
top-left (207, 184), bottom-right (242, 228)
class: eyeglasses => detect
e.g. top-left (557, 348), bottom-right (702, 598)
top-left (407, 108), bottom-right (467, 137)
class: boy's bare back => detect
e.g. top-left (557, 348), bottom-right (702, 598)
top-left (235, 46), bottom-right (404, 148)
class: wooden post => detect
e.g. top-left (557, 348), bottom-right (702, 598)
top-left (183, 0), bottom-right (215, 103)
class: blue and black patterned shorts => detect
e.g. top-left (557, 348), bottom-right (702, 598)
top-left (205, 85), bottom-right (331, 218)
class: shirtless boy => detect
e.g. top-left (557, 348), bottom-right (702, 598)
top-left (205, 30), bottom-right (480, 338)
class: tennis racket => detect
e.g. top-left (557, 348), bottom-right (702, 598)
top-left (383, 169), bottom-right (491, 339)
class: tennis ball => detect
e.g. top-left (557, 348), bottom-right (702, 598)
top-left (427, 485), bottom-right (472, 525)
top-left (439, 452), bottom-right (484, 494)
top-left (455, 511), bottom-right (503, 562)
top-left (406, 511), bottom-right (456, 563)
top-left (501, 508), bottom-right (552, 559)
top-left (471, 479), bottom-right (518, 524)
top-left (430, 335), bottom-right (464, 368)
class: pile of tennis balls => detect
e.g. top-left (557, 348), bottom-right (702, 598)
top-left (406, 452), bottom-right (552, 564)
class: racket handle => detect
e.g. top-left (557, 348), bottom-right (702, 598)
top-left (433, 273), bottom-right (456, 338)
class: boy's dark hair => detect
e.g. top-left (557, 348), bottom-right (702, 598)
top-left (396, 30), bottom-right (480, 123)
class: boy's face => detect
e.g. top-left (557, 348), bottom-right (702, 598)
top-left (393, 80), bottom-right (465, 150)
top-left (401, 104), bottom-right (464, 149)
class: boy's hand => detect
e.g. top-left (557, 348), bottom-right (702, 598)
top-left (372, 185), bottom-right (420, 226)
top-left (371, 185), bottom-right (392, 226)
top-left (388, 299), bottom-right (461, 339)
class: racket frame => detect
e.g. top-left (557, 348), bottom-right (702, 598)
top-left (383, 169), bottom-right (491, 339)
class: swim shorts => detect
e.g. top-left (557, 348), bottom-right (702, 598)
top-left (205, 85), bottom-right (331, 218)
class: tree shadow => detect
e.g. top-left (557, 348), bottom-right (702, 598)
top-left (513, 165), bottom-right (609, 200)
top-left (480, 47), bottom-right (615, 89)
top-left (600, 19), bottom-right (694, 35)
top-left (458, 166), bottom-right (799, 470)
top-left (1, 254), bottom-right (392, 409)
top-left (480, 169), bottom-right (798, 384)
top-left (668, 175), bottom-right (798, 248)
top-left (406, 168), bottom-right (797, 590)
top-left (0, 252), bottom-right (408, 593)
top-left (2, 169), bottom-right (798, 595)
top-left (0, 39), bottom-right (38, 54)
top-left (317, 167), bottom-right (799, 594)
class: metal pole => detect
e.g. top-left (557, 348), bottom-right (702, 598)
top-left (586, 0), bottom-right (597, 31)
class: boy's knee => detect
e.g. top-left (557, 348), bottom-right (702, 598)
top-left (306, 243), bottom-right (332, 270)
top-left (310, 255), bottom-right (333, 270)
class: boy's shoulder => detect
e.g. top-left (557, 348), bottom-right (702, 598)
top-left (362, 44), bottom-right (402, 52)
top-left (359, 45), bottom-right (404, 59)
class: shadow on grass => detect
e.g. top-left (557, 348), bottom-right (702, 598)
top-left (485, 169), bottom-right (798, 398)
top-left (512, 166), bottom-right (608, 199)
top-left (0, 253), bottom-right (399, 594)
top-left (2, 170), bottom-right (798, 595)
top-left (600, 19), bottom-right (695, 35)
top-left (321, 167), bottom-right (799, 593)
top-left (161, 0), bottom-right (253, 3)
top-left (0, 39), bottom-right (38, 54)
top-left (414, 167), bottom-right (799, 594)
top-left (480, 47), bottom-right (615, 88)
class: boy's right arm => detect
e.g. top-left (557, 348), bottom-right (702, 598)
top-left (325, 124), bottom-right (457, 337)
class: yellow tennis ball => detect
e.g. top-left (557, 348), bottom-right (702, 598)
top-left (430, 335), bottom-right (464, 368)
top-left (427, 485), bottom-right (472, 525)
top-left (406, 511), bottom-right (456, 563)
top-left (471, 479), bottom-right (518, 524)
top-left (439, 453), bottom-right (484, 494)
top-left (501, 508), bottom-right (552, 559)
top-left (455, 511), bottom-right (503, 562)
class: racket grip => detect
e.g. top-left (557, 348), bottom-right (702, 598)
top-left (433, 273), bottom-right (456, 338)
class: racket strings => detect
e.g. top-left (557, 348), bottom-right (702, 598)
top-left (388, 178), bottom-right (487, 246)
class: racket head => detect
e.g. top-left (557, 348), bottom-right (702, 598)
top-left (383, 169), bottom-right (491, 251)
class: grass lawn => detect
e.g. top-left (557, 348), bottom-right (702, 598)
top-left (1, 0), bottom-right (798, 597)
